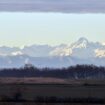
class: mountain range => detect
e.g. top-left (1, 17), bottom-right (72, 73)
top-left (0, 37), bottom-right (105, 68)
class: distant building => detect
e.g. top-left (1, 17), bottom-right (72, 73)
top-left (24, 63), bottom-right (35, 69)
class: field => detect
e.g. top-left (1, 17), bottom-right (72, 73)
top-left (0, 77), bottom-right (105, 84)
top-left (0, 103), bottom-right (102, 105)
top-left (0, 78), bottom-right (105, 105)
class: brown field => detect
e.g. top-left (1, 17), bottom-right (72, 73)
top-left (0, 103), bottom-right (102, 105)
top-left (0, 78), bottom-right (104, 105)
top-left (0, 77), bottom-right (105, 85)
top-left (0, 77), bottom-right (68, 84)
top-left (0, 83), bottom-right (105, 99)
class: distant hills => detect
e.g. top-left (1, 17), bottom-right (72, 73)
top-left (0, 37), bottom-right (105, 68)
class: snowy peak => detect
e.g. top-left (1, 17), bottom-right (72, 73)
top-left (21, 44), bottom-right (55, 57)
top-left (78, 37), bottom-right (89, 43)
top-left (0, 37), bottom-right (105, 68)
top-left (95, 49), bottom-right (105, 58)
top-left (0, 46), bottom-right (20, 56)
top-left (71, 37), bottom-right (89, 49)
top-left (50, 45), bottom-right (72, 56)
top-left (0, 37), bottom-right (105, 58)
top-left (11, 51), bottom-right (24, 56)
top-left (49, 37), bottom-right (90, 57)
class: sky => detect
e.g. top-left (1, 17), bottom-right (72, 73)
top-left (0, 12), bottom-right (105, 47)
top-left (0, 0), bottom-right (105, 47)
top-left (0, 0), bottom-right (105, 13)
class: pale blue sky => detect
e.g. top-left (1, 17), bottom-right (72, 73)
top-left (0, 12), bottom-right (105, 47)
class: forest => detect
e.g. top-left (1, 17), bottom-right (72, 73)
top-left (0, 64), bottom-right (105, 79)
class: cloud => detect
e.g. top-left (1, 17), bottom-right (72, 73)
top-left (0, 0), bottom-right (105, 13)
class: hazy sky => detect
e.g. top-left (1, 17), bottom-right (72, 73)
top-left (0, 0), bottom-right (105, 13)
top-left (0, 12), bottom-right (105, 47)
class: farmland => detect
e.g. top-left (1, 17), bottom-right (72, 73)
top-left (0, 78), bottom-right (104, 104)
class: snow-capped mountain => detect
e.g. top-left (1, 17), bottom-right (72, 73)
top-left (71, 37), bottom-right (89, 48)
top-left (0, 37), bottom-right (105, 58)
top-left (49, 44), bottom-right (72, 56)
top-left (21, 44), bottom-right (55, 57)
top-left (0, 46), bottom-right (20, 56)
top-left (0, 37), bottom-right (105, 68)
top-left (50, 37), bottom-right (105, 58)
top-left (70, 37), bottom-right (103, 58)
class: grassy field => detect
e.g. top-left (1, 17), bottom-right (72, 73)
top-left (0, 103), bottom-right (103, 105)
top-left (0, 77), bottom-right (105, 84)
top-left (0, 83), bottom-right (105, 99)
top-left (0, 77), bottom-right (68, 84)
top-left (0, 78), bottom-right (104, 104)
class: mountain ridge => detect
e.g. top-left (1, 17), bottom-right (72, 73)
top-left (0, 37), bottom-right (105, 58)
top-left (0, 37), bottom-right (105, 68)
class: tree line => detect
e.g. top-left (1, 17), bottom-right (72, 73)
top-left (0, 64), bottom-right (105, 79)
